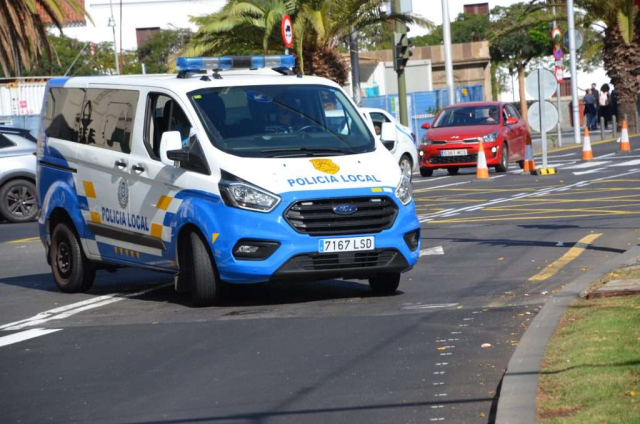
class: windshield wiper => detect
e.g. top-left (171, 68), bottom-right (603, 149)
top-left (260, 147), bottom-right (354, 157)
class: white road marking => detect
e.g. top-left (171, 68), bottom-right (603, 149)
top-left (489, 175), bottom-right (506, 180)
top-left (401, 303), bottom-right (458, 310)
top-left (466, 206), bottom-right (485, 212)
top-left (564, 161), bottom-right (611, 170)
top-left (420, 246), bottom-right (445, 256)
top-left (0, 328), bottom-right (62, 348)
top-left (596, 153), bottom-right (616, 159)
top-left (414, 180), bottom-right (471, 192)
top-left (412, 176), bottom-right (450, 184)
top-left (573, 168), bottom-right (608, 176)
top-left (1, 283), bottom-right (171, 332)
top-left (611, 159), bottom-right (640, 167)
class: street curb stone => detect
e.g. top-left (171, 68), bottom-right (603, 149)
top-left (495, 245), bottom-right (640, 424)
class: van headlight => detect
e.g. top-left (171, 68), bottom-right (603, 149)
top-left (395, 175), bottom-right (412, 205)
top-left (219, 179), bottom-right (281, 213)
top-left (483, 131), bottom-right (499, 142)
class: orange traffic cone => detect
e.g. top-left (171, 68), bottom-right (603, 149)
top-left (620, 120), bottom-right (631, 151)
top-left (476, 138), bottom-right (489, 179)
top-left (582, 127), bottom-right (593, 160)
top-left (523, 136), bottom-right (536, 172)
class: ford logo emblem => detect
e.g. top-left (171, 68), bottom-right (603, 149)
top-left (333, 204), bottom-right (358, 215)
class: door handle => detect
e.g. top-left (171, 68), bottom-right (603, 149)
top-left (132, 164), bottom-right (145, 174)
top-left (115, 159), bottom-right (127, 170)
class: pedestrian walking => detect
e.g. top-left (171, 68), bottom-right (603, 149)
top-left (583, 88), bottom-right (597, 130)
top-left (598, 83), bottom-right (611, 130)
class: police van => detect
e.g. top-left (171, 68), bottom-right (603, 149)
top-left (37, 55), bottom-right (420, 306)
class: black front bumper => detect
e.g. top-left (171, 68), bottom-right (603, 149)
top-left (269, 248), bottom-right (410, 282)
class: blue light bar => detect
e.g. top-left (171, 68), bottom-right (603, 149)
top-left (176, 55), bottom-right (295, 72)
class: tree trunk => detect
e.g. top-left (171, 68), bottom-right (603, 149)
top-left (602, 15), bottom-right (640, 133)
top-left (294, 44), bottom-right (349, 86)
top-left (518, 65), bottom-right (528, 124)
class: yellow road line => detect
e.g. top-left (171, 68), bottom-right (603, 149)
top-left (7, 237), bottom-right (40, 244)
top-left (529, 233), bottom-right (602, 282)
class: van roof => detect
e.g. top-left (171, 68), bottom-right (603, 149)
top-left (52, 70), bottom-right (340, 93)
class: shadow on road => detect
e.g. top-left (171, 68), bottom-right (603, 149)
top-left (426, 236), bottom-right (626, 254)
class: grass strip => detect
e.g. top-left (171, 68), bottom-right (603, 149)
top-left (537, 294), bottom-right (640, 423)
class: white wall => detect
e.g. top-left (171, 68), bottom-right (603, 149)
top-left (60, 0), bottom-right (225, 51)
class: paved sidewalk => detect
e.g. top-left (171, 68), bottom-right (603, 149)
top-left (495, 245), bottom-right (640, 424)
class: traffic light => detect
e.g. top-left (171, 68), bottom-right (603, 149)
top-left (393, 34), bottom-right (412, 73)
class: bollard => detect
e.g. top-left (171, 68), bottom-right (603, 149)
top-left (600, 116), bottom-right (605, 140)
top-left (613, 115), bottom-right (617, 138)
top-left (635, 111), bottom-right (639, 135)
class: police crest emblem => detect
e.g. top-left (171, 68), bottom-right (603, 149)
top-left (310, 159), bottom-right (340, 175)
top-left (118, 178), bottom-right (129, 209)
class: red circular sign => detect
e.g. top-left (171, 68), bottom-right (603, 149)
top-left (281, 15), bottom-right (294, 48)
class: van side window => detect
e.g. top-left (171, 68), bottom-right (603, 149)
top-left (44, 88), bottom-right (86, 142)
top-left (80, 89), bottom-right (138, 154)
top-left (145, 93), bottom-right (192, 159)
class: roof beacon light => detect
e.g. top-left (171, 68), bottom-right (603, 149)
top-left (176, 55), bottom-right (295, 73)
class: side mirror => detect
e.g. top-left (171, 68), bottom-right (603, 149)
top-left (159, 131), bottom-right (183, 166)
top-left (506, 117), bottom-right (518, 125)
top-left (380, 122), bottom-right (397, 142)
top-left (421, 122), bottom-right (431, 130)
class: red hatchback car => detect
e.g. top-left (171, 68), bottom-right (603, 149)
top-left (418, 102), bottom-right (530, 177)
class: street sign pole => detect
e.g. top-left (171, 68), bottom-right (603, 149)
top-left (567, 0), bottom-right (581, 145)
top-left (441, 0), bottom-right (455, 106)
top-left (392, 0), bottom-right (409, 126)
top-left (538, 69), bottom-right (548, 168)
top-left (553, 6), bottom-right (563, 147)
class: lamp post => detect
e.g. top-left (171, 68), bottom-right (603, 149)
top-left (108, 0), bottom-right (120, 75)
top-left (442, 0), bottom-right (455, 105)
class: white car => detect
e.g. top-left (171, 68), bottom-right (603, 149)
top-left (0, 127), bottom-right (37, 223)
top-left (360, 107), bottom-right (418, 180)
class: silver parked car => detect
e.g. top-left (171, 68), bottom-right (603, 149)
top-left (0, 127), bottom-right (37, 223)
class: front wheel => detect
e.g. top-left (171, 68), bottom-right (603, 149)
top-left (420, 168), bottom-right (434, 177)
top-left (399, 155), bottom-right (413, 181)
top-left (369, 272), bottom-right (401, 295)
top-left (189, 231), bottom-right (224, 306)
top-left (50, 222), bottom-right (95, 293)
top-left (495, 143), bottom-right (509, 173)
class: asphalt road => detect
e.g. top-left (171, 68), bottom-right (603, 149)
top-left (1, 136), bottom-right (639, 424)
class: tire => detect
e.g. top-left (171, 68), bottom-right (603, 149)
top-left (399, 154), bottom-right (413, 181)
top-left (495, 143), bottom-right (509, 173)
top-left (517, 160), bottom-right (525, 169)
top-left (369, 272), bottom-right (401, 295)
top-left (420, 168), bottom-right (434, 177)
top-left (447, 167), bottom-right (459, 175)
top-left (0, 179), bottom-right (38, 223)
top-left (189, 231), bottom-right (223, 306)
top-left (50, 222), bottom-right (95, 293)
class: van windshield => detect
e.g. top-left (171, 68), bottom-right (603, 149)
top-left (188, 84), bottom-right (375, 158)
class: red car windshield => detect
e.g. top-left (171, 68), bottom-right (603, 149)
top-left (433, 106), bottom-right (500, 128)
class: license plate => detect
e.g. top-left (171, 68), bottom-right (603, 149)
top-left (441, 149), bottom-right (468, 157)
top-left (318, 236), bottom-right (375, 253)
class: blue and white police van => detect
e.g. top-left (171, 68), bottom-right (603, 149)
top-left (36, 55), bottom-right (420, 305)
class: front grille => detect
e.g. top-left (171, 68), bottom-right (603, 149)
top-left (429, 153), bottom-right (478, 164)
top-left (293, 249), bottom-right (396, 271)
top-left (285, 196), bottom-right (398, 236)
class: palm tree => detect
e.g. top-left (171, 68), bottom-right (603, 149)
top-left (187, 0), bottom-right (431, 85)
top-left (0, 0), bottom-right (91, 77)
top-left (575, 0), bottom-right (640, 131)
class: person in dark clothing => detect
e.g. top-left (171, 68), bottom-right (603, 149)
top-left (591, 83), bottom-right (599, 126)
top-left (610, 89), bottom-right (619, 123)
top-left (583, 88), bottom-right (598, 130)
top-left (598, 83), bottom-right (611, 130)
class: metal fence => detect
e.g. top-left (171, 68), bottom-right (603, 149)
top-left (361, 85), bottom-right (484, 140)
top-left (0, 115), bottom-right (41, 137)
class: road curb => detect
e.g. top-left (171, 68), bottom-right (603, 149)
top-left (495, 244), bottom-right (640, 424)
